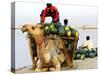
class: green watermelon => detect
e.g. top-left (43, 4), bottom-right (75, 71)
top-left (75, 31), bottom-right (79, 38)
top-left (77, 48), bottom-right (84, 54)
top-left (95, 49), bottom-right (97, 56)
top-left (93, 51), bottom-right (97, 57)
top-left (76, 54), bottom-right (81, 59)
top-left (64, 26), bottom-right (70, 31)
top-left (51, 27), bottom-right (58, 34)
top-left (44, 23), bottom-right (49, 26)
top-left (85, 52), bottom-right (89, 57)
top-left (83, 48), bottom-right (89, 54)
top-left (71, 29), bottom-right (78, 38)
top-left (65, 30), bottom-right (71, 37)
top-left (44, 25), bottom-right (50, 35)
top-left (89, 52), bottom-right (95, 58)
top-left (80, 54), bottom-right (85, 60)
top-left (84, 48), bottom-right (89, 51)
top-left (58, 27), bottom-right (66, 36)
top-left (44, 26), bottom-right (49, 30)
top-left (50, 24), bottom-right (55, 29)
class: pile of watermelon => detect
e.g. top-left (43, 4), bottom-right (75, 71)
top-left (75, 47), bottom-right (97, 60)
top-left (44, 23), bottom-right (79, 38)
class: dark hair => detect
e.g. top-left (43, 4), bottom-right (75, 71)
top-left (64, 19), bottom-right (68, 25)
top-left (47, 3), bottom-right (52, 7)
top-left (86, 36), bottom-right (90, 40)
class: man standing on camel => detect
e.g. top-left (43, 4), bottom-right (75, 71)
top-left (40, 3), bottom-right (61, 26)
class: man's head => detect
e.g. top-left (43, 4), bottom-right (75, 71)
top-left (46, 3), bottom-right (53, 15)
top-left (47, 3), bottom-right (52, 8)
top-left (86, 36), bottom-right (90, 40)
top-left (64, 19), bottom-right (68, 26)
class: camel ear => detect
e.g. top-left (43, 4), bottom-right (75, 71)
top-left (32, 26), bottom-right (35, 30)
top-left (40, 25), bottom-right (44, 30)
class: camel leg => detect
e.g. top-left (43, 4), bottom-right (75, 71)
top-left (50, 57), bottom-right (61, 71)
top-left (73, 40), bottom-right (78, 59)
top-left (55, 62), bottom-right (60, 71)
top-left (35, 60), bottom-right (42, 72)
top-left (68, 40), bottom-right (78, 68)
top-left (50, 63), bottom-right (60, 71)
top-left (28, 38), bottom-right (36, 69)
top-left (35, 60), bottom-right (47, 72)
top-left (59, 38), bottom-right (73, 68)
top-left (70, 40), bottom-right (78, 68)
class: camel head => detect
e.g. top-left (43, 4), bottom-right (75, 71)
top-left (21, 24), bottom-right (44, 45)
top-left (21, 24), bottom-right (33, 33)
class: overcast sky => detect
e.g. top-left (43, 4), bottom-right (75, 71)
top-left (15, 2), bottom-right (97, 27)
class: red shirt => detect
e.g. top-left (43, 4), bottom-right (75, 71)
top-left (41, 6), bottom-right (59, 23)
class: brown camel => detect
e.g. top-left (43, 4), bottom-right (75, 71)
top-left (21, 24), bottom-right (76, 71)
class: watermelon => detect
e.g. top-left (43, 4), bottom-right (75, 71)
top-left (64, 26), bottom-right (72, 37)
top-left (84, 48), bottom-right (89, 51)
top-left (83, 48), bottom-right (89, 54)
top-left (65, 30), bottom-right (71, 37)
top-left (58, 27), bottom-right (66, 36)
top-left (51, 27), bottom-right (58, 34)
top-left (93, 51), bottom-right (97, 57)
top-left (71, 29), bottom-right (79, 38)
top-left (89, 52), bottom-right (95, 58)
top-left (44, 26), bottom-right (49, 30)
top-left (64, 26), bottom-right (70, 31)
top-left (77, 48), bottom-right (84, 54)
top-left (76, 54), bottom-right (81, 59)
top-left (44, 23), bottom-right (49, 26)
top-left (85, 52), bottom-right (89, 57)
top-left (56, 22), bottom-right (62, 27)
top-left (80, 54), bottom-right (85, 60)
top-left (94, 48), bottom-right (97, 56)
top-left (44, 25), bottom-right (50, 35)
top-left (50, 24), bottom-right (55, 29)
top-left (75, 31), bottom-right (79, 38)
top-left (95, 49), bottom-right (97, 56)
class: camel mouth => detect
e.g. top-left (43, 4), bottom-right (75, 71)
top-left (21, 26), bottom-right (28, 33)
top-left (21, 28), bottom-right (26, 33)
top-left (21, 29), bottom-right (25, 33)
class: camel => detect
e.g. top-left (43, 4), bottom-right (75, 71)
top-left (21, 24), bottom-right (76, 71)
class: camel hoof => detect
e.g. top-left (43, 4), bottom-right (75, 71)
top-left (32, 65), bottom-right (36, 70)
top-left (35, 68), bottom-right (41, 72)
top-left (49, 67), bottom-right (55, 71)
top-left (69, 64), bottom-right (74, 68)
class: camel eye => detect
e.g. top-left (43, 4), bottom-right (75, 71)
top-left (23, 25), bottom-right (26, 28)
top-left (32, 26), bottom-right (34, 30)
top-left (40, 26), bottom-right (43, 30)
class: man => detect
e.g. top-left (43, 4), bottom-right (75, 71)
top-left (82, 36), bottom-right (94, 50)
top-left (76, 36), bottom-right (97, 58)
top-left (40, 3), bottom-right (60, 24)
